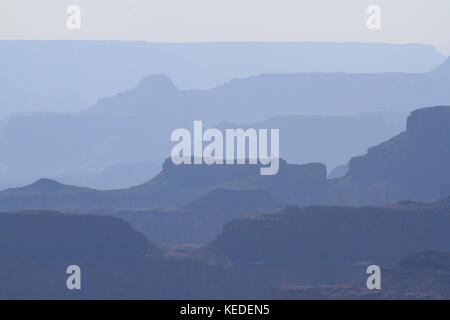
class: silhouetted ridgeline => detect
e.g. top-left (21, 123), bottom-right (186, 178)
top-left (1, 57), bottom-right (450, 189)
top-left (204, 197), bottom-right (450, 298)
top-left (0, 159), bottom-right (326, 212)
top-left (215, 114), bottom-right (403, 172)
top-left (0, 105), bottom-right (449, 213)
top-left (2, 197), bottom-right (450, 298)
top-left (328, 106), bottom-right (450, 205)
top-left (1, 41), bottom-right (444, 117)
top-left (0, 211), bottom-right (228, 299)
top-left (2, 40), bottom-right (450, 300)
top-left (1, 103), bottom-right (450, 296)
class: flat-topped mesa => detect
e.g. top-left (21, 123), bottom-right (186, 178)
top-left (161, 157), bottom-right (326, 183)
top-left (407, 106), bottom-right (450, 147)
top-left (155, 157), bottom-right (327, 205)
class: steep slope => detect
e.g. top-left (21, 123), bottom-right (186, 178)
top-left (1, 104), bottom-right (448, 210)
top-left (57, 159), bottom-right (164, 190)
top-left (328, 106), bottom-right (450, 205)
top-left (0, 211), bottom-right (230, 299)
top-left (216, 114), bottom-right (404, 173)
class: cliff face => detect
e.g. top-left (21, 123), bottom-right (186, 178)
top-left (0, 212), bottom-right (149, 299)
top-left (206, 198), bottom-right (450, 297)
top-left (149, 158), bottom-right (327, 205)
top-left (407, 106), bottom-right (450, 148)
top-left (330, 106), bottom-right (450, 205)
top-left (3, 199), bottom-right (450, 299)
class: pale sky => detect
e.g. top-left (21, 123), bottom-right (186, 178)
top-left (1, 0), bottom-right (449, 54)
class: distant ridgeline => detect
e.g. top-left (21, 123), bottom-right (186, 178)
top-left (0, 159), bottom-right (326, 212)
top-left (1, 57), bottom-right (450, 189)
top-left (0, 106), bottom-right (449, 213)
top-left (0, 40), bottom-right (445, 117)
top-left (0, 104), bottom-right (449, 298)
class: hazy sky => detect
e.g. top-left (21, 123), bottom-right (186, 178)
top-left (1, 0), bottom-right (449, 54)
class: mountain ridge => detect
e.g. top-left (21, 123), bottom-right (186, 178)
top-left (1, 56), bottom-right (449, 187)
top-left (328, 105), bottom-right (450, 205)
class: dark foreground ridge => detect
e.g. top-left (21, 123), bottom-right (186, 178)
top-left (1, 197), bottom-right (450, 299)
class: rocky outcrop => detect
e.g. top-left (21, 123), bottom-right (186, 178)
top-left (329, 106), bottom-right (450, 205)
top-left (407, 106), bottom-right (450, 148)
top-left (2, 198), bottom-right (450, 299)
top-left (141, 158), bottom-right (327, 205)
top-left (205, 198), bottom-right (450, 298)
